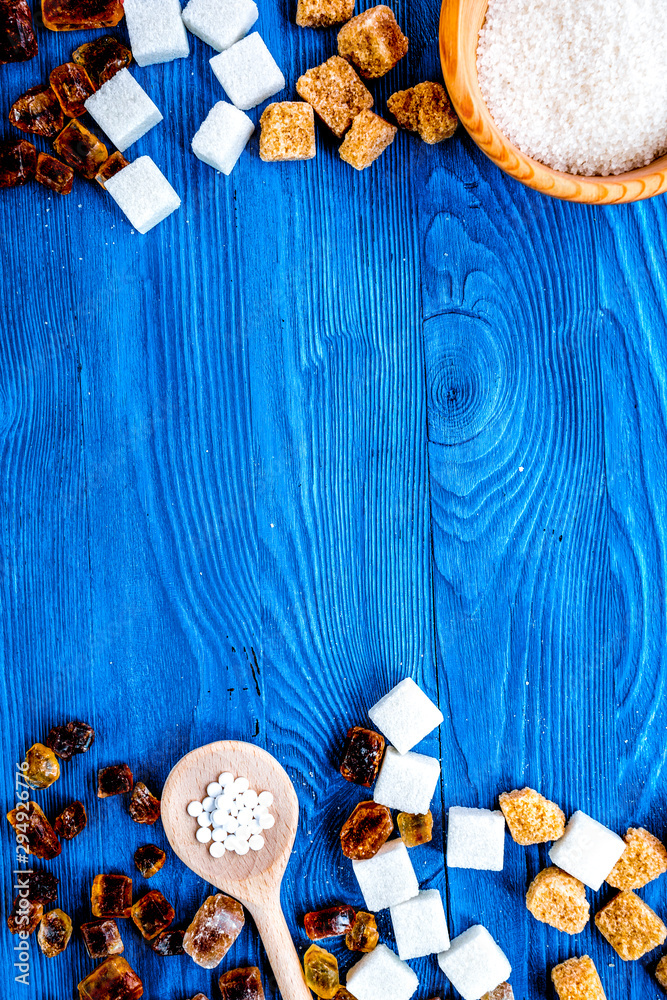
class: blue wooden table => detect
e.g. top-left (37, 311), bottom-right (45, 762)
top-left (1, 3), bottom-right (666, 999)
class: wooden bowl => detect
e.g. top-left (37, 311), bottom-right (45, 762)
top-left (439, 0), bottom-right (667, 204)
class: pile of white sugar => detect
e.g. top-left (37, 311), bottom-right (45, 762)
top-left (477, 0), bottom-right (667, 176)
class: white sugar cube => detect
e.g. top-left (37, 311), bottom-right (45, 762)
top-left (84, 69), bottom-right (163, 152)
top-left (549, 810), bottom-right (625, 891)
top-left (346, 944), bottom-right (419, 1000)
top-left (369, 678), bottom-right (444, 755)
top-left (373, 747), bottom-right (440, 814)
top-left (191, 102), bottom-right (254, 175)
top-left (210, 33), bottom-right (285, 111)
top-left (390, 889), bottom-right (450, 960)
top-left (446, 806), bottom-right (506, 871)
top-left (123, 0), bottom-right (189, 66)
top-left (182, 0), bottom-right (258, 51)
top-left (105, 157), bottom-right (180, 234)
top-left (438, 925), bottom-right (511, 1000)
top-left (352, 839), bottom-right (419, 911)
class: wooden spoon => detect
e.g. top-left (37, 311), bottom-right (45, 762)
top-left (161, 740), bottom-right (311, 1000)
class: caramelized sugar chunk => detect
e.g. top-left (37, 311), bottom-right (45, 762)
top-left (303, 944), bottom-right (339, 999)
top-left (55, 800), bottom-right (87, 839)
top-left (526, 867), bottom-right (590, 934)
top-left (190, 995), bottom-right (210, 1000)
top-left (131, 890), bottom-right (175, 940)
top-left (305, 905), bottom-right (356, 940)
top-left (129, 782), bottom-right (161, 824)
top-left (91, 874), bottom-right (133, 919)
top-left (134, 843), bottom-right (166, 878)
top-left (38, 908), bottom-right (73, 957)
top-left (296, 57), bottom-right (373, 138)
top-left (551, 956), bottom-right (606, 1000)
top-left (339, 110), bottom-right (396, 170)
top-left (97, 763), bottom-right (134, 797)
top-left (482, 986), bottom-right (514, 1000)
top-left (219, 966), bottom-right (265, 1000)
top-left (7, 801), bottom-right (61, 858)
top-left (7, 896), bottom-right (43, 935)
top-left (73, 34), bottom-right (131, 86)
top-left (0, 0), bottom-right (38, 63)
top-left (337, 5), bottom-right (408, 78)
top-left (397, 811), bottom-right (433, 847)
top-left (150, 929), bottom-right (184, 955)
top-left (656, 955), bottom-right (667, 991)
top-left (345, 910), bottom-right (378, 952)
top-left (607, 828), bottom-right (667, 890)
top-left (183, 893), bottom-right (245, 970)
top-left (42, 0), bottom-right (124, 31)
top-left (24, 870), bottom-right (59, 904)
top-left (296, 0), bottom-right (353, 27)
top-left (36, 152), bottom-right (74, 194)
top-left (54, 120), bottom-right (108, 179)
top-left (25, 743), bottom-right (61, 789)
top-left (340, 801), bottom-right (393, 859)
top-left (78, 956), bottom-right (144, 1000)
top-left (595, 891), bottom-right (667, 961)
top-left (95, 151), bottom-right (128, 189)
top-left (498, 787), bottom-right (566, 846)
top-left (50, 62), bottom-right (96, 117)
top-left (387, 82), bottom-right (458, 144)
top-left (9, 85), bottom-right (64, 137)
top-left (81, 919), bottom-right (124, 959)
top-left (46, 720), bottom-right (95, 760)
top-left (334, 992), bottom-right (357, 1000)
top-left (340, 727), bottom-right (385, 787)
top-left (0, 137), bottom-right (36, 187)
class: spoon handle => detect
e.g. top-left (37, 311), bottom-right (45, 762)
top-left (248, 895), bottom-right (312, 1000)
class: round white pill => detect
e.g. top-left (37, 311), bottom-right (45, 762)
top-left (259, 813), bottom-right (275, 830)
top-left (219, 772), bottom-right (235, 787)
top-left (237, 808), bottom-right (252, 825)
top-left (235, 840), bottom-right (250, 855)
top-left (242, 790), bottom-right (258, 808)
top-left (236, 825), bottom-right (251, 841)
top-left (249, 834), bottom-right (265, 851)
top-left (207, 782), bottom-right (223, 798)
top-left (209, 841), bottom-right (226, 858)
top-left (196, 826), bottom-right (212, 843)
top-left (212, 827), bottom-right (226, 842)
top-left (224, 835), bottom-right (238, 851)
top-left (230, 805), bottom-right (239, 817)
top-left (211, 810), bottom-right (228, 828)
top-left (215, 794), bottom-right (232, 809)
top-left (253, 804), bottom-right (268, 817)
top-left (187, 801), bottom-right (204, 817)
top-left (258, 791), bottom-right (274, 807)
top-left (226, 817), bottom-right (239, 833)
top-left (249, 818), bottom-right (262, 835)
top-left (202, 796), bottom-right (215, 812)
top-left (197, 813), bottom-right (213, 828)
top-left (233, 776), bottom-right (250, 794)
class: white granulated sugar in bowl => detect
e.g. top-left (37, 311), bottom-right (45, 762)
top-left (476, 0), bottom-right (667, 177)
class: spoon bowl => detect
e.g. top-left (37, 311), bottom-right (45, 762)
top-left (440, 0), bottom-right (667, 204)
top-left (162, 740), bottom-right (311, 1000)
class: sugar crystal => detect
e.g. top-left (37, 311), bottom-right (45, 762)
top-left (346, 943), bottom-right (419, 1000)
top-left (191, 101), bottom-right (254, 176)
top-left (123, 0), bottom-right (189, 67)
top-left (210, 33), bottom-right (285, 111)
top-left (352, 838), bottom-right (419, 911)
top-left (183, 0), bottom-right (258, 52)
top-left (85, 69), bottom-right (163, 152)
top-left (373, 746), bottom-right (439, 814)
top-left (549, 811), bottom-right (625, 891)
top-left (446, 807), bottom-right (505, 871)
top-left (438, 926), bottom-right (511, 1000)
top-left (390, 889), bottom-right (450, 959)
top-left (105, 156), bottom-right (181, 234)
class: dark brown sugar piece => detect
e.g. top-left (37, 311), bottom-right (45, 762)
top-left (387, 83), bottom-right (458, 144)
top-left (482, 986), bottom-right (514, 1000)
top-left (97, 763), bottom-right (134, 797)
top-left (129, 782), bottom-right (161, 824)
top-left (81, 918), bottom-right (125, 959)
top-left (131, 890), bottom-right (175, 940)
top-left (50, 62), bottom-right (96, 117)
top-left (183, 893), bottom-right (245, 969)
top-left (96, 151), bottom-right (128, 189)
top-left (36, 152), bottom-right (75, 194)
top-left (0, 0), bottom-right (38, 63)
top-left (7, 800), bottom-right (61, 858)
top-left (73, 34), bottom-right (131, 86)
top-left (38, 908), bottom-right (73, 957)
top-left (150, 928), bottom-right (185, 955)
top-left (54, 120), bottom-right (108, 179)
top-left (134, 843), bottom-right (166, 878)
top-left (219, 966), bottom-right (265, 1000)
top-left (91, 874), bottom-right (133, 919)
top-left (296, 0), bottom-right (354, 28)
top-left (55, 800), bottom-right (87, 839)
top-left (340, 800), bottom-right (393, 859)
top-left (340, 727), bottom-right (385, 786)
top-left (337, 5), bottom-right (408, 78)
top-left (296, 56), bottom-right (373, 138)
top-left (339, 110), bottom-right (397, 170)
top-left (304, 905), bottom-right (356, 940)
top-left (9, 85), bottom-right (64, 138)
top-left (78, 957), bottom-right (144, 1000)
top-left (24, 870), bottom-right (59, 904)
top-left (42, 0), bottom-right (125, 31)
top-left (345, 910), bottom-right (378, 952)
top-left (46, 720), bottom-right (95, 760)
top-left (7, 896), bottom-right (43, 935)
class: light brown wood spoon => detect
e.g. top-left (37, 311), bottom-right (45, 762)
top-left (161, 740), bottom-right (312, 1000)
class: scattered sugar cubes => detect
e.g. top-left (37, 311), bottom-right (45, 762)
top-left (551, 956), bottom-right (606, 1000)
top-left (123, 0), bottom-right (189, 66)
top-left (498, 787), bottom-right (565, 846)
top-left (374, 747), bottom-right (440, 815)
top-left (337, 4), bottom-right (408, 78)
top-left (296, 0), bottom-right (354, 28)
top-left (369, 678), bottom-right (443, 755)
top-left (105, 157), bottom-right (180, 234)
top-left (390, 889), bottom-right (449, 960)
top-left (183, 0), bottom-right (258, 52)
top-left (259, 103), bottom-right (315, 162)
top-left (84, 69), bottom-right (163, 153)
top-left (296, 56), bottom-right (373, 138)
top-left (606, 827), bottom-right (667, 890)
top-left (594, 890), bottom-right (667, 960)
top-left (347, 944), bottom-right (419, 1000)
top-left (191, 102), bottom-right (254, 175)
top-left (339, 110), bottom-right (396, 170)
top-left (447, 807), bottom-right (506, 871)
top-left (549, 810), bottom-right (625, 891)
top-left (210, 33), bottom-right (284, 110)
top-left (438, 926), bottom-right (511, 1000)
top-left (525, 867), bottom-right (590, 934)
top-left (352, 839), bottom-right (418, 911)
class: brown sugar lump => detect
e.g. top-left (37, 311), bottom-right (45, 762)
top-left (259, 103), bottom-right (316, 162)
top-left (296, 0), bottom-right (354, 28)
top-left (387, 82), bottom-right (458, 144)
top-left (296, 56), bottom-right (372, 138)
top-left (551, 956), bottom-right (606, 1000)
top-left (525, 867), bottom-right (589, 934)
top-left (482, 986), bottom-right (514, 1000)
top-left (339, 109), bottom-right (396, 170)
top-left (498, 787), bottom-right (565, 846)
top-left (606, 827), bottom-right (667, 890)
top-left (595, 890), bottom-right (667, 961)
top-left (656, 955), bottom-right (667, 990)
top-left (337, 5), bottom-right (408, 79)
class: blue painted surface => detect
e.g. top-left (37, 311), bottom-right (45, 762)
top-left (1, 2), bottom-right (666, 999)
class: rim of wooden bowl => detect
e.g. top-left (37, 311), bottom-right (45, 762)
top-left (439, 0), bottom-right (667, 204)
